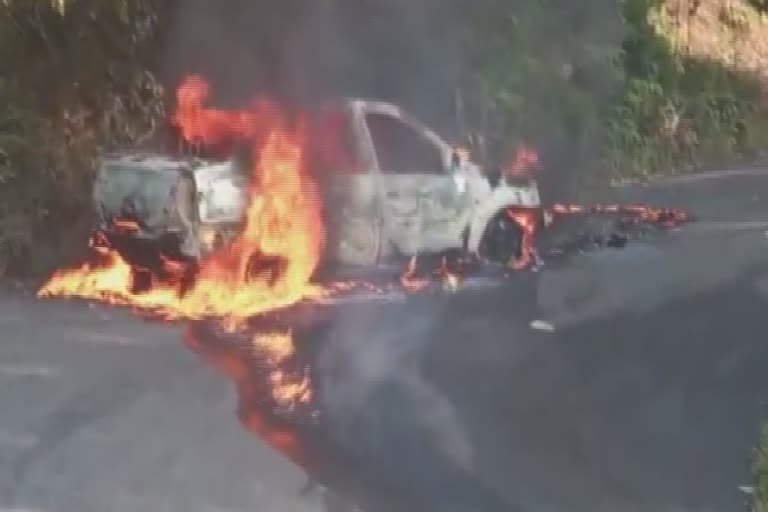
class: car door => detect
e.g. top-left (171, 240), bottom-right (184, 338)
top-left (363, 110), bottom-right (466, 254)
top-left (311, 106), bottom-right (382, 265)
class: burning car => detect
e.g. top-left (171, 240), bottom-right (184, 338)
top-left (92, 99), bottom-right (542, 271)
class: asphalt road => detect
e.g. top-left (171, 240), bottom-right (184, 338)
top-left (2, 169), bottom-right (768, 512)
top-left (0, 290), bottom-right (322, 512)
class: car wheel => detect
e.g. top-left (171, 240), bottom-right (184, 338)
top-left (245, 252), bottom-right (287, 286)
top-left (480, 212), bottom-right (524, 265)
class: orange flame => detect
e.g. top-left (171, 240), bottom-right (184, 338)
top-left (38, 75), bottom-right (325, 321)
top-left (400, 256), bottom-right (430, 293)
top-left (437, 256), bottom-right (462, 292)
top-left (251, 330), bottom-right (295, 364)
top-left (507, 208), bottom-right (539, 270)
top-left (551, 203), bottom-right (689, 226)
top-left (39, 246), bottom-right (134, 303)
top-left (250, 330), bottom-right (313, 412)
top-left (183, 326), bottom-right (313, 469)
top-left (112, 218), bottom-right (139, 232)
top-left (506, 144), bottom-right (539, 177)
top-left (270, 368), bottom-right (313, 411)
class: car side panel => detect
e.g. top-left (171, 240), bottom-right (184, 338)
top-left (324, 173), bottom-right (383, 265)
top-left (352, 103), bottom-right (455, 256)
top-left (377, 174), bottom-right (428, 254)
top-left (417, 173), bottom-right (474, 251)
top-left (466, 181), bottom-right (542, 254)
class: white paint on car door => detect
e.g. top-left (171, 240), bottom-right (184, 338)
top-left (363, 107), bottom-right (474, 253)
top-left (362, 111), bottom-right (441, 254)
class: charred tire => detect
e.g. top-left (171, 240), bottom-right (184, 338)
top-left (479, 212), bottom-right (524, 264)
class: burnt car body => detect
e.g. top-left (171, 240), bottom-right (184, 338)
top-left (93, 100), bottom-right (542, 267)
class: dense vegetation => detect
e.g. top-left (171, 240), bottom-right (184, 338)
top-left (0, 0), bottom-right (167, 275)
top-left (469, 0), bottom-right (768, 193)
top-left (753, 423), bottom-right (768, 511)
top-left (1, 0), bottom-right (768, 276)
top-left (607, 0), bottom-right (768, 182)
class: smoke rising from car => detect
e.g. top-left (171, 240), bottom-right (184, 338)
top-left (155, 0), bottom-right (626, 199)
top-left (156, 0), bottom-right (466, 126)
top-left (152, 0), bottom-right (622, 485)
top-left (157, 3), bottom-right (480, 489)
top-left (315, 300), bottom-right (475, 474)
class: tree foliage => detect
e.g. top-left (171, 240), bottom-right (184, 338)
top-left (752, 422), bottom-right (768, 511)
top-left (603, 0), bottom-right (768, 183)
top-left (458, 0), bottom-right (624, 195)
top-left (747, 0), bottom-right (768, 13)
top-left (461, 0), bottom-right (768, 189)
top-left (0, 0), bottom-right (168, 275)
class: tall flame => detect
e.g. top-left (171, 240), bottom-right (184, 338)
top-left (507, 144), bottom-right (539, 177)
top-left (38, 76), bottom-right (325, 321)
top-left (507, 208), bottom-right (539, 270)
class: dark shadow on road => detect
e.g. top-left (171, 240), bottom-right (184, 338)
top-left (183, 233), bottom-right (768, 512)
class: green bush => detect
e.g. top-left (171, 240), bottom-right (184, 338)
top-left (460, 0), bottom-right (624, 194)
top-left (752, 422), bottom-right (768, 511)
top-left (747, 0), bottom-right (768, 14)
top-left (461, 0), bottom-right (768, 189)
top-left (603, 0), bottom-right (768, 183)
top-left (0, 0), bottom-right (168, 276)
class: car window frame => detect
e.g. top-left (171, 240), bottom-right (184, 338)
top-left (360, 106), bottom-right (450, 177)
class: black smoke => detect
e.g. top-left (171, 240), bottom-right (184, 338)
top-left (155, 0), bottom-right (468, 134)
top-left (153, 0), bottom-right (627, 200)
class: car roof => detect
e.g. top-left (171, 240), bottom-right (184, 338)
top-left (100, 152), bottom-right (217, 171)
top-left (319, 98), bottom-right (404, 116)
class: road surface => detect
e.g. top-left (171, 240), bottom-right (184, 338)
top-left (0, 288), bottom-right (323, 512)
top-left (2, 169), bottom-right (768, 511)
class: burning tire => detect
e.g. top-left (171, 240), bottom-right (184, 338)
top-left (479, 211), bottom-right (525, 265)
top-left (245, 253), bottom-right (288, 286)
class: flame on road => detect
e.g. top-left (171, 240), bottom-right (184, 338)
top-left (437, 256), bottom-right (462, 292)
top-left (38, 75), bottom-right (325, 321)
top-left (551, 203), bottom-right (690, 226)
top-left (251, 331), bottom-right (296, 363)
top-left (37, 234), bottom-right (181, 308)
top-left (251, 331), bottom-right (313, 412)
top-left (240, 330), bottom-right (315, 412)
top-left (400, 256), bottom-right (430, 293)
top-left (184, 326), bottom-right (312, 469)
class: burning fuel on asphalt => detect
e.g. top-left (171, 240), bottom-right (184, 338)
top-left (39, 75), bottom-right (326, 321)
